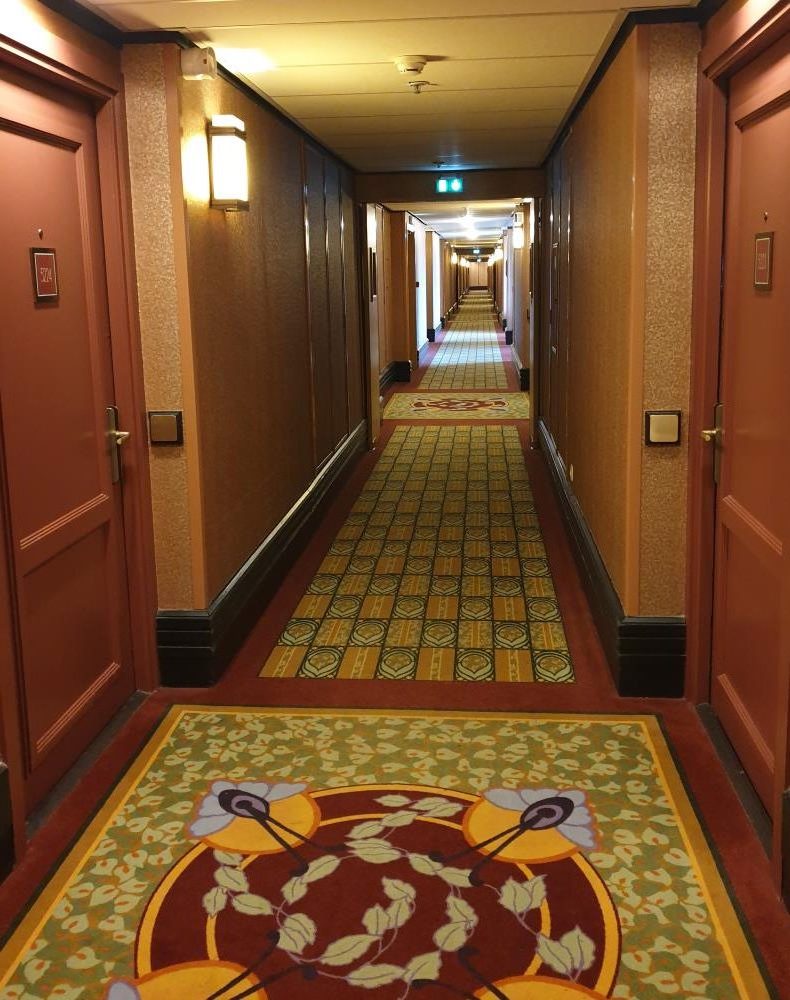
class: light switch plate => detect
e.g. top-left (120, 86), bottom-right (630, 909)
top-left (148, 410), bottom-right (183, 445)
top-left (645, 410), bottom-right (681, 446)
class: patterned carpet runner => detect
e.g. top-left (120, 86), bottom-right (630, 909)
top-left (262, 425), bottom-right (571, 682)
top-left (419, 293), bottom-right (507, 390)
top-left (0, 706), bottom-right (772, 1000)
top-left (383, 392), bottom-right (530, 421)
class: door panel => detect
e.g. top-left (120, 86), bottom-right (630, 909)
top-left (0, 65), bottom-right (134, 809)
top-left (711, 35), bottom-right (789, 813)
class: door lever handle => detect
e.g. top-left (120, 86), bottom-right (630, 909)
top-left (110, 429), bottom-right (131, 446)
top-left (701, 427), bottom-right (721, 443)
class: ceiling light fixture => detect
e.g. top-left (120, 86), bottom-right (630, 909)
top-left (208, 115), bottom-right (249, 211)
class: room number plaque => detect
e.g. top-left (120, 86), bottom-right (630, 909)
top-left (30, 248), bottom-right (59, 303)
top-left (753, 232), bottom-right (773, 290)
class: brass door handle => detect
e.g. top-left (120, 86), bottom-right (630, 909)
top-left (110, 429), bottom-right (131, 446)
top-left (700, 427), bottom-right (721, 443)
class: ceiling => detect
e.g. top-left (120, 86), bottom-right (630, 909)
top-left (386, 200), bottom-right (521, 245)
top-left (80, 0), bottom-right (698, 173)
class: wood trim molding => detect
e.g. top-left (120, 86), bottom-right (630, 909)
top-left (97, 93), bottom-right (159, 691)
top-left (685, 72), bottom-right (727, 704)
top-left (702, 1), bottom-right (790, 80)
top-left (783, 787), bottom-right (790, 907)
top-left (0, 9), bottom-right (161, 861)
top-left (539, 419), bottom-right (686, 696)
top-left (157, 421), bottom-right (368, 685)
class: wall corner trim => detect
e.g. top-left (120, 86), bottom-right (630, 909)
top-left (156, 420), bottom-right (367, 685)
top-left (538, 419), bottom-right (686, 696)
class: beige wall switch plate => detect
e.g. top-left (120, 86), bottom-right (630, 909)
top-left (148, 411), bottom-right (183, 445)
top-left (645, 410), bottom-right (681, 446)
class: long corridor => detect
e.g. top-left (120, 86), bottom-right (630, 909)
top-left (0, 291), bottom-right (788, 1000)
top-left (262, 292), bottom-right (570, 683)
top-left (2, 1), bottom-right (790, 996)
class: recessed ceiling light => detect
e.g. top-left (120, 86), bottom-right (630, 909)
top-left (214, 48), bottom-right (276, 75)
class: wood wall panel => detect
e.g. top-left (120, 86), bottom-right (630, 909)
top-left (324, 159), bottom-right (349, 445)
top-left (539, 25), bottom-right (698, 617)
top-left (304, 144), bottom-right (334, 468)
top-left (169, 67), bottom-right (366, 605)
top-left (179, 73), bottom-right (315, 601)
top-left (543, 35), bottom-right (639, 607)
top-left (341, 174), bottom-right (364, 428)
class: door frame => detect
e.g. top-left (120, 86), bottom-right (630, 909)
top-left (686, 0), bottom-right (790, 884)
top-left (0, 14), bottom-right (158, 856)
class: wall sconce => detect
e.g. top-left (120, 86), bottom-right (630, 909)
top-left (451, 252), bottom-right (458, 265)
top-left (512, 225), bottom-right (525, 250)
top-left (208, 115), bottom-right (248, 211)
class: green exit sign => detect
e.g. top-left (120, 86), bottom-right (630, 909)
top-left (435, 176), bottom-right (464, 194)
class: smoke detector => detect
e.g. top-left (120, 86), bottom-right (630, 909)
top-left (181, 47), bottom-right (218, 80)
top-left (395, 55), bottom-right (428, 75)
top-left (408, 80), bottom-right (436, 95)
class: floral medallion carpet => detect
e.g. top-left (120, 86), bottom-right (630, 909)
top-left (382, 394), bottom-right (530, 422)
top-left (0, 708), bottom-right (772, 999)
top-left (261, 426), bottom-right (572, 682)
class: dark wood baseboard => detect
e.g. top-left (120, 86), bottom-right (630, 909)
top-left (538, 418), bottom-right (686, 696)
top-left (510, 347), bottom-right (530, 392)
top-left (505, 330), bottom-right (513, 345)
top-left (427, 321), bottom-right (442, 343)
top-left (0, 764), bottom-right (13, 881)
top-left (157, 421), bottom-right (368, 686)
top-left (0, 761), bottom-right (15, 882)
top-left (783, 788), bottom-right (790, 908)
top-left (379, 360), bottom-right (411, 393)
top-left (697, 704), bottom-right (772, 853)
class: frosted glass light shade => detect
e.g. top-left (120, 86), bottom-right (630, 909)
top-left (208, 115), bottom-right (249, 210)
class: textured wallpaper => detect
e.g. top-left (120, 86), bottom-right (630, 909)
top-left (122, 44), bottom-right (198, 610)
top-left (640, 24), bottom-right (699, 615)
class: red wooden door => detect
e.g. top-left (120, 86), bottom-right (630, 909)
top-left (710, 35), bottom-right (790, 814)
top-left (0, 66), bottom-right (135, 809)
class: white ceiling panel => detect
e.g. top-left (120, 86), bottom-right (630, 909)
top-left (249, 56), bottom-right (591, 99)
top-left (183, 15), bottom-right (616, 66)
top-left (304, 108), bottom-right (565, 136)
top-left (325, 127), bottom-right (556, 149)
top-left (273, 87), bottom-right (579, 119)
top-left (92, 0), bottom-right (696, 26)
top-left (80, 0), bottom-right (700, 172)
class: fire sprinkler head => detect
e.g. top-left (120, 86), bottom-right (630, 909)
top-left (408, 80), bottom-right (435, 95)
